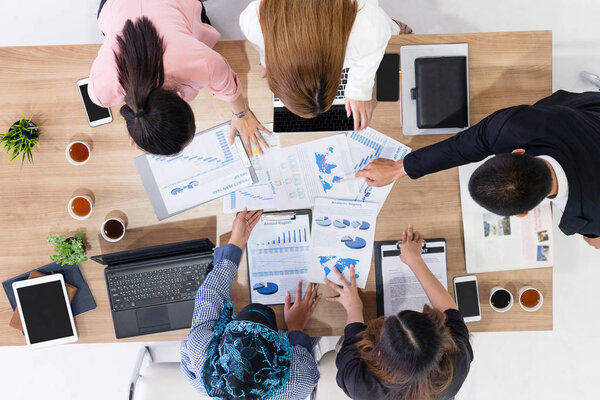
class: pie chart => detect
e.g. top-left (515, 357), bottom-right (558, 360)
top-left (359, 221), bottom-right (370, 230)
top-left (333, 220), bottom-right (347, 228)
top-left (316, 217), bottom-right (331, 227)
top-left (253, 282), bottom-right (279, 295)
top-left (341, 236), bottom-right (367, 249)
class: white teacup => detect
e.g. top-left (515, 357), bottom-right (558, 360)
top-left (101, 218), bottom-right (126, 242)
top-left (489, 286), bottom-right (513, 312)
top-left (518, 286), bottom-right (543, 312)
top-left (67, 195), bottom-right (93, 220)
top-left (65, 141), bottom-right (91, 165)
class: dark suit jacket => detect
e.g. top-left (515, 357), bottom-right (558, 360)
top-left (403, 90), bottom-right (600, 237)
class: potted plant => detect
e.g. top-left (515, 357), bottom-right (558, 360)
top-left (0, 115), bottom-right (43, 165)
top-left (46, 232), bottom-right (88, 266)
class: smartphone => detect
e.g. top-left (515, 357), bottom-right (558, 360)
top-left (453, 275), bottom-right (482, 322)
top-left (376, 53), bottom-right (400, 102)
top-left (77, 77), bottom-right (113, 127)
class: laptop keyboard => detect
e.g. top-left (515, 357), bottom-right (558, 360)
top-left (273, 106), bottom-right (354, 133)
top-left (107, 262), bottom-right (212, 312)
top-left (273, 68), bottom-right (353, 132)
top-left (336, 68), bottom-right (349, 100)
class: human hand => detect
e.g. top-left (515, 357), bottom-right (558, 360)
top-left (345, 98), bottom-right (373, 132)
top-left (400, 225), bottom-right (424, 267)
top-left (228, 208), bottom-right (263, 249)
top-left (229, 108), bottom-right (271, 156)
top-left (258, 64), bottom-right (266, 79)
top-left (583, 236), bottom-right (600, 249)
top-left (284, 281), bottom-right (321, 332)
top-left (355, 158), bottom-right (406, 187)
top-left (324, 265), bottom-right (364, 324)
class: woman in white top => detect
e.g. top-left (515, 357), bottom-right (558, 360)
top-left (240, 0), bottom-right (409, 132)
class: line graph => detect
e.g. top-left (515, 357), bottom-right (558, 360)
top-left (151, 128), bottom-right (233, 166)
top-left (350, 130), bottom-right (384, 170)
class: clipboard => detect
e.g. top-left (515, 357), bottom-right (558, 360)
top-left (375, 238), bottom-right (447, 317)
top-left (135, 122), bottom-right (258, 221)
top-left (245, 209), bottom-right (312, 306)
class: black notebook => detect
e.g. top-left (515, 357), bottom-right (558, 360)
top-left (413, 56), bottom-right (468, 129)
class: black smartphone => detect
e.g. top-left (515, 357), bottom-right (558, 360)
top-left (376, 53), bottom-right (400, 102)
top-left (77, 77), bottom-right (112, 127)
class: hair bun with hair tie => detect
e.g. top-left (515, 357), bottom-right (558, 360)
top-left (135, 109), bottom-right (146, 117)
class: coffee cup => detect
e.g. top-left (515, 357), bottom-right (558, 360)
top-left (65, 141), bottom-right (91, 165)
top-left (518, 286), bottom-right (543, 312)
top-left (489, 286), bottom-right (513, 312)
top-left (101, 218), bottom-right (126, 242)
top-left (68, 195), bottom-right (93, 220)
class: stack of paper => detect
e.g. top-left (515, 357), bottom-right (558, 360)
top-left (224, 127), bottom-right (411, 213)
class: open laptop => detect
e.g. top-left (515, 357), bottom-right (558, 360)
top-left (91, 239), bottom-right (214, 339)
top-left (273, 68), bottom-right (354, 133)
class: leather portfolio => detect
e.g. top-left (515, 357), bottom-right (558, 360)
top-left (413, 56), bottom-right (469, 129)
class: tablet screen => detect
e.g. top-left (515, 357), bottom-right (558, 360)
top-left (17, 280), bottom-right (74, 344)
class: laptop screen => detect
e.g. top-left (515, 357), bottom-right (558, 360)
top-left (91, 239), bottom-right (214, 266)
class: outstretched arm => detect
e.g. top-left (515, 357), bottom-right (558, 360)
top-left (180, 209), bottom-right (262, 391)
top-left (400, 225), bottom-right (457, 311)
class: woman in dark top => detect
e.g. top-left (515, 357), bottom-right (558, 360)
top-left (325, 225), bottom-right (473, 400)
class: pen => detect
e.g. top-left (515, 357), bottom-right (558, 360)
top-left (334, 175), bottom-right (363, 184)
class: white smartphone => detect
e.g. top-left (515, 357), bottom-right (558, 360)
top-left (77, 77), bottom-right (113, 127)
top-left (13, 274), bottom-right (78, 348)
top-left (453, 275), bottom-right (482, 322)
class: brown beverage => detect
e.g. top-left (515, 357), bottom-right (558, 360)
top-left (71, 197), bottom-right (92, 217)
top-left (103, 219), bottom-right (125, 240)
top-left (68, 142), bottom-right (90, 163)
top-left (520, 289), bottom-right (541, 308)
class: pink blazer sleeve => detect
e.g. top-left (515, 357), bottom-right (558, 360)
top-left (177, 40), bottom-right (242, 103)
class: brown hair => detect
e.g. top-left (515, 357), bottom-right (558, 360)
top-left (259, 0), bottom-right (358, 118)
top-left (356, 305), bottom-right (459, 400)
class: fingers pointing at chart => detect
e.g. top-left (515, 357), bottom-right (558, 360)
top-left (324, 265), bottom-right (364, 325)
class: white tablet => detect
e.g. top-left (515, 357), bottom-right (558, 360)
top-left (12, 274), bottom-right (78, 348)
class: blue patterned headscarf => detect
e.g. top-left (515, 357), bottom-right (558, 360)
top-left (201, 300), bottom-right (293, 400)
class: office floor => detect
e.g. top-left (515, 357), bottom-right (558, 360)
top-left (1, 1), bottom-right (599, 399)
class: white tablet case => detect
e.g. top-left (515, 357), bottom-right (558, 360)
top-left (401, 43), bottom-right (470, 135)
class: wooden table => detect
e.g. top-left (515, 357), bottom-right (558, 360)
top-left (0, 31), bottom-right (552, 345)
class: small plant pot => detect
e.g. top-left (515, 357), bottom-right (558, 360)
top-left (12, 120), bottom-right (39, 134)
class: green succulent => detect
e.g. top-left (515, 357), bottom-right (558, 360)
top-left (46, 232), bottom-right (88, 266)
top-left (1, 115), bottom-right (42, 165)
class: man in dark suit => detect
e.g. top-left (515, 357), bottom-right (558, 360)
top-left (356, 90), bottom-right (600, 249)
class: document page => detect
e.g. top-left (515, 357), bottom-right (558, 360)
top-left (308, 198), bottom-right (378, 288)
top-left (246, 213), bottom-right (311, 305)
top-left (224, 126), bottom-right (281, 213)
top-left (459, 160), bottom-right (554, 273)
top-left (347, 128), bottom-right (411, 210)
top-left (145, 123), bottom-right (254, 215)
top-left (380, 241), bottom-right (447, 315)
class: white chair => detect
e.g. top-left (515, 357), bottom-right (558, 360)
top-left (129, 345), bottom-right (210, 400)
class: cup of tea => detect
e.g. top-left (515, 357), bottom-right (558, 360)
top-left (101, 218), bottom-right (126, 242)
top-left (65, 141), bottom-right (91, 165)
top-left (68, 195), bottom-right (93, 220)
top-left (518, 286), bottom-right (543, 312)
top-left (489, 286), bottom-right (513, 312)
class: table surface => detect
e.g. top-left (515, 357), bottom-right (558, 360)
top-left (0, 31), bottom-right (552, 345)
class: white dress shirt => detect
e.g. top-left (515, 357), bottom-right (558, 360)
top-left (239, 0), bottom-right (400, 101)
top-left (538, 155), bottom-right (569, 212)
